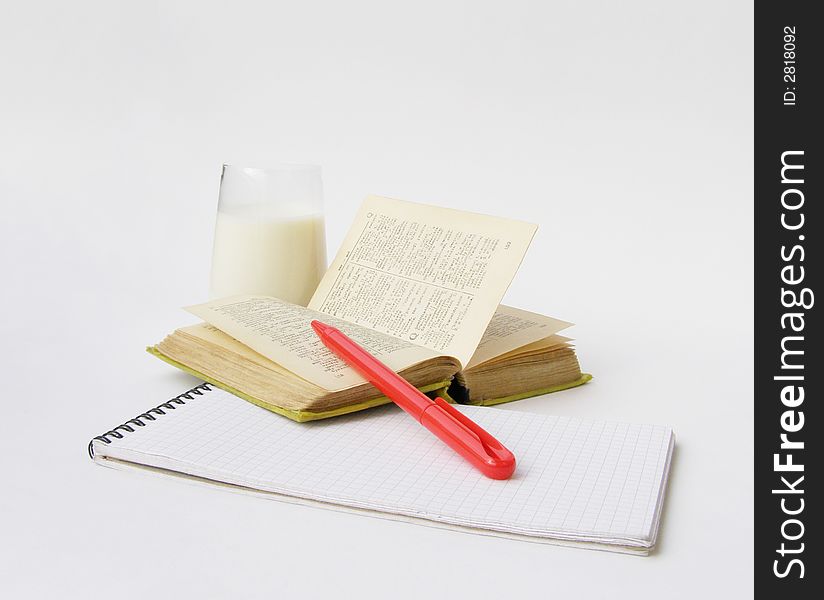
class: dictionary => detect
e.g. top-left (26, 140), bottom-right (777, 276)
top-left (150, 196), bottom-right (590, 421)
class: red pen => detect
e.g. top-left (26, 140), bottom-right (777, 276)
top-left (311, 320), bottom-right (516, 480)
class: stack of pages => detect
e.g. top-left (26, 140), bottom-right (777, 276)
top-left (90, 386), bottom-right (675, 555)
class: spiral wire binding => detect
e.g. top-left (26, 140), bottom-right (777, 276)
top-left (88, 383), bottom-right (213, 459)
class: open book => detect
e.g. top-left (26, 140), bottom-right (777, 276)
top-left (151, 196), bottom-right (590, 421)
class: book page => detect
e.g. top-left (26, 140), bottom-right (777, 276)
top-left (467, 305), bottom-right (573, 368)
top-left (308, 196), bottom-right (537, 366)
top-left (185, 296), bottom-right (440, 391)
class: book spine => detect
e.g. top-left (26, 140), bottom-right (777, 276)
top-left (87, 383), bottom-right (213, 459)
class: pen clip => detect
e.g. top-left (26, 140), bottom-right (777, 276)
top-left (420, 398), bottom-right (516, 479)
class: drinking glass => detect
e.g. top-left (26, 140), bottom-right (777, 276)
top-left (210, 163), bottom-right (326, 305)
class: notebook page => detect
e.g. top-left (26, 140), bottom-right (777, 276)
top-left (93, 388), bottom-right (673, 546)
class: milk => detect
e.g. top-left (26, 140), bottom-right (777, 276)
top-left (210, 205), bottom-right (327, 306)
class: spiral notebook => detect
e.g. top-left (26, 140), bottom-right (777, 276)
top-left (88, 385), bottom-right (675, 554)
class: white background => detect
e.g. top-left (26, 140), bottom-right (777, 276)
top-left (0, 1), bottom-right (753, 598)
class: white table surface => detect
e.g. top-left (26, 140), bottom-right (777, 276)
top-left (1, 2), bottom-right (753, 598)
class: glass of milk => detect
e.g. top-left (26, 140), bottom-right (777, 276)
top-left (210, 163), bottom-right (327, 305)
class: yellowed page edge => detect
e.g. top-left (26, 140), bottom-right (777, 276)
top-left (179, 323), bottom-right (296, 376)
top-left (475, 334), bottom-right (573, 366)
